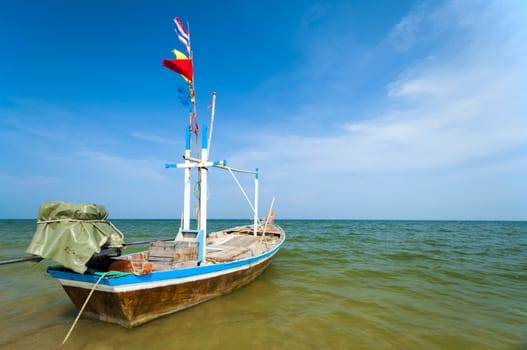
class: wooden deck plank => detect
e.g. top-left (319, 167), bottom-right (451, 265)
top-left (206, 234), bottom-right (261, 263)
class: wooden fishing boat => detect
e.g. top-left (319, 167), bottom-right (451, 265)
top-left (22, 17), bottom-right (286, 328)
top-left (46, 223), bottom-right (285, 327)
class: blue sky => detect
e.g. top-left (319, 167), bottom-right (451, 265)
top-left (1, 0), bottom-right (526, 220)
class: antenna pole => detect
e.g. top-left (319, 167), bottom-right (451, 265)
top-left (206, 92), bottom-right (217, 160)
top-left (254, 168), bottom-right (259, 236)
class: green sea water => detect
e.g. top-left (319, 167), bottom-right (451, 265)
top-left (0, 219), bottom-right (526, 349)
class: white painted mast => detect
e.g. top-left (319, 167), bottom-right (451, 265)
top-left (183, 126), bottom-right (191, 230)
top-left (207, 92), bottom-right (217, 157)
top-left (254, 168), bottom-right (259, 236)
top-left (199, 125), bottom-right (209, 261)
top-left (182, 19), bottom-right (195, 231)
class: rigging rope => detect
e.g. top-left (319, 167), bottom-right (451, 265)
top-left (37, 219), bottom-right (125, 238)
top-left (227, 167), bottom-right (255, 214)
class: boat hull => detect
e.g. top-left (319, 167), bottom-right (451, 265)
top-left (53, 252), bottom-right (276, 327)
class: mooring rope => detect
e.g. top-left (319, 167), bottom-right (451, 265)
top-left (60, 271), bottom-right (111, 348)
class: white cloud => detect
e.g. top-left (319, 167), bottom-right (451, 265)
top-left (243, 0), bottom-right (527, 173)
top-left (388, 14), bottom-right (422, 51)
top-left (216, 0), bottom-right (527, 219)
top-left (75, 150), bottom-right (172, 184)
top-left (3, 0), bottom-right (526, 219)
top-left (130, 131), bottom-right (178, 146)
top-left (0, 174), bottom-right (62, 186)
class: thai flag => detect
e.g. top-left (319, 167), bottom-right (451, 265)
top-left (173, 17), bottom-right (191, 54)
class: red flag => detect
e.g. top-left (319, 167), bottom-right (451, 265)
top-left (189, 112), bottom-right (199, 135)
top-left (194, 120), bottom-right (199, 135)
top-left (162, 59), bottom-right (193, 81)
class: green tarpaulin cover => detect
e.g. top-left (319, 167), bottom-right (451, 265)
top-left (26, 202), bottom-right (124, 273)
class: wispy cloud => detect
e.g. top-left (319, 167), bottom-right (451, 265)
top-left (240, 0), bottom-right (527, 173)
top-left (388, 13), bottom-right (423, 51)
top-left (0, 98), bottom-right (183, 217)
top-left (76, 150), bottom-right (170, 183)
top-left (58, 150), bottom-right (179, 217)
top-left (2, 0), bottom-right (525, 219)
top-left (130, 131), bottom-right (177, 146)
top-left (0, 174), bottom-right (62, 186)
top-left (217, 0), bottom-right (527, 219)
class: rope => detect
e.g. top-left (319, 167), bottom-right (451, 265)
top-left (216, 165), bottom-right (257, 174)
top-left (37, 219), bottom-right (108, 224)
top-left (60, 271), bottom-right (111, 348)
top-left (37, 218), bottom-right (126, 236)
top-left (37, 218), bottom-right (126, 244)
top-left (227, 167), bottom-right (255, 213)
top-left (107, 220), bottom-right (126, 237)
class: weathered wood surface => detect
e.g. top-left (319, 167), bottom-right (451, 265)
top-left (206, 235), bottom-right (260, 263)
top-left (204, 224), bottom-right (283, 263)
top-left (221, 224), bottom-right (282, 236)
top-left (61, 256), bottom-right (274, 327)
top-left (148, 241), bottom-right (174, 262)
top-left (148, 241), bottom-right (197, 261)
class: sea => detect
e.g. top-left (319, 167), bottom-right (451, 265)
top-left (0, 219), bottom-right (526, 350)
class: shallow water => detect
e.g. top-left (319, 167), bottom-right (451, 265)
top-left (0, 219), bottom-right (526, 349)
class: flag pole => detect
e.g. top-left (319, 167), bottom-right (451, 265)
top-left (186, 20), bottom-right (201, 230)
top-left (186, 20), bottom-right (199, 159)
top-left (206, 92), bottom-right (217, 161)
top-left (259, 198), bottom-right (275, 244)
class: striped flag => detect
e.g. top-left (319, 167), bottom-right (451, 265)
top-left (173, 17), bottom-right (191, 54)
